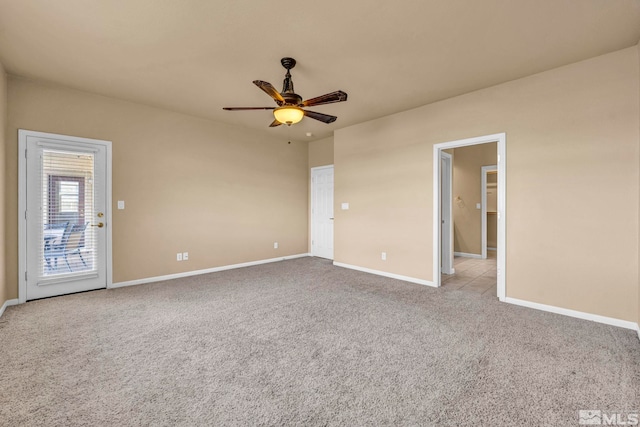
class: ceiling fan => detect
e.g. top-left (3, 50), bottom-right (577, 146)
top-left (223, 57), bottom-right (348, 127)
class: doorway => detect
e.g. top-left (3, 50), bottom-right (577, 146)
top-left (310, 165), bottom-right (334, 259)
top-left (19, 130), bottom-right (112, 302)
top-left (433, 133), bottom-right (506, 300)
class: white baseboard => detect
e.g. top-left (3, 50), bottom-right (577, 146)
top-left (111, 253), bottom-right (311, 289)
top-left (454, 252), bottom-right (482, 259)
top-left (504, 297), bottom-right (639, 332)
top-left (333, 262), bottom-right (435, 287)
top-left (0, 299), bottom-right (19, 318)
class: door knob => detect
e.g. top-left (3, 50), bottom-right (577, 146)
top-left (91, 222), bottom-right (104, 228)
top-left (329, 217), bottom-right (334, 220)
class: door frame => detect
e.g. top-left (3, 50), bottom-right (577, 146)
top-left (432, 133), bottom-right (506, 300)
top-left (440, 151), bottom-right (454, 275)
top-left (310, 165), bottom-right (334, 259)
top-left (481, 165), bottom-right (498, 259)
top-left (18, 129), bottom-right (113, 304)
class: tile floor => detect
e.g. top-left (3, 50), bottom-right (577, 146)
top-left (441, 250), bottom-right (497, 298)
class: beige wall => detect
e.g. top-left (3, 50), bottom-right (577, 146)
top-left (0, 62), bottom-right (7, 307)
top-left (451, 143), bottom-right (497, 255)
top-left (308, 136), bottom-right (334, 169)
top-left (335, 47), bottom-right (640, 322)
top-left (487, 214), bottom-right (497, 249)
top-left (5, 77), bottom-right (309, 296)
top-left (638, 39), bottom-right (640, 330)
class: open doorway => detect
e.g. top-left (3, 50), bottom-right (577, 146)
top-left (433, 133), bottom-right (506, 301)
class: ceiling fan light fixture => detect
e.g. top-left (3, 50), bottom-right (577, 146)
top-left (273, 106), bottom-right (304, 125)
top-left (223, 58), bottom-right (346, 127)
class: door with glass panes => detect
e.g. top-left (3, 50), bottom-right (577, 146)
top-left (22, 130), bottom-right (109, 300)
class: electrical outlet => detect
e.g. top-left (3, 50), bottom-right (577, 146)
top-left (177, 253), bottom-right (182, 261)
top-left (381, 252), bottom-right (387, 261)
top-left (183, 252), bottom-right (188, 261)
top-left (274, 242), bottom-right (278, 249)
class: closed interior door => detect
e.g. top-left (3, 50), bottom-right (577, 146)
top-left (311, 166), bottom-right (334, 259)
top-left (22, 131), bottom-right (110, 300)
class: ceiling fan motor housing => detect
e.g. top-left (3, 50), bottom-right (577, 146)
top-left (282, 93), bottom-right (302, 106)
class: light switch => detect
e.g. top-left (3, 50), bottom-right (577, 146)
top-left (117, 200), bottom-right (125, 210)
top-left (341, 202), bottom-right (349, 210)
top-left (476, 203), bottom-right (481, 210)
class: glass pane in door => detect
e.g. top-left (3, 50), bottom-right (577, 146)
top-left (41, 150), bottom-right (96, 276)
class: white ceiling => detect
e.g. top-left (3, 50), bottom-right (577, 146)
top-left (1, 0), bottom-right (639, 141)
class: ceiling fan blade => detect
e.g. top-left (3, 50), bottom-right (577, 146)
top-left (302, 90), bottom-right (348, 107)
top-left (223, 107), bottom-right (275, 111)
top-left (304, 110), bottom-right (338, 124)
top-left (269, 119), bottom-right (282, 127)
top-left (253, 80), bottom-right (285, 105)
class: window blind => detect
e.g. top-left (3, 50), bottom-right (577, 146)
top-left (39, 149), bottom-right (97, 278)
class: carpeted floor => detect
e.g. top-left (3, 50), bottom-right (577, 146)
top-left (1, 257), bottom-right (638, 426)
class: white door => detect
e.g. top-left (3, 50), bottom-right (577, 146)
top-left (440, 152), bottom-right (454, 274)
top-left (311, 166), bottom-right (334, 259)
top-left (20, 130), bottom-right (111, 301)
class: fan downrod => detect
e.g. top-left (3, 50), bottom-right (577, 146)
top-left (281, 57), bottom-right (296, 70)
